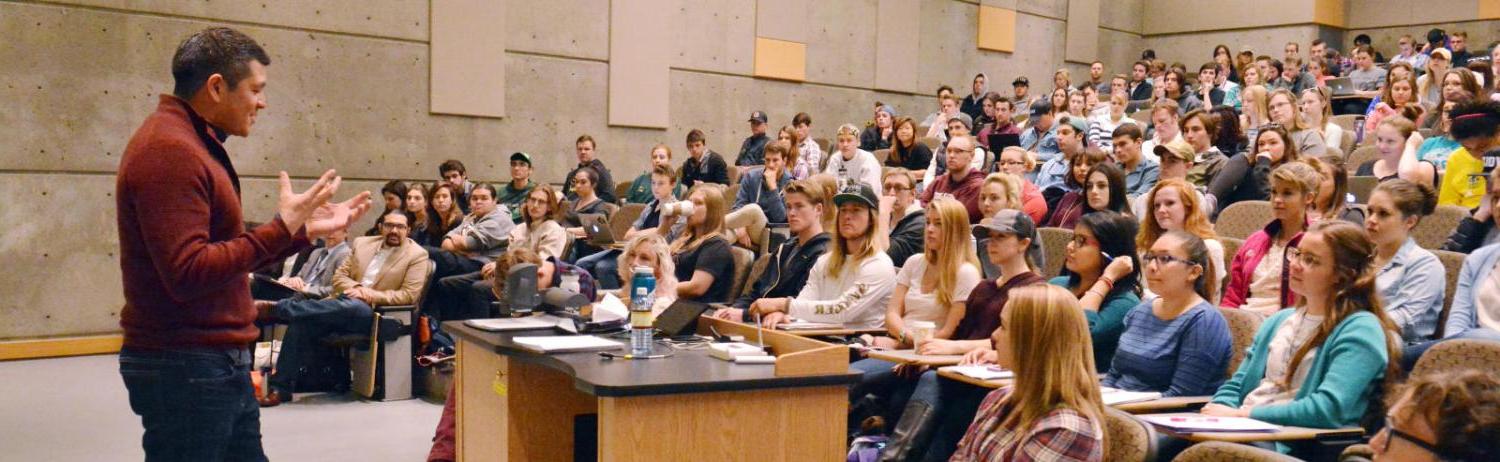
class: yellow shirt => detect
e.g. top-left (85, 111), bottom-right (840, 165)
top-left (1438, 147), bottom-right (1486, 209)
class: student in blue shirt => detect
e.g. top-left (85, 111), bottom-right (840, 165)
top-left (1364, 180), bottom-right (1445, 344)
top-left (1103, 231), bottom-right (1232, 397)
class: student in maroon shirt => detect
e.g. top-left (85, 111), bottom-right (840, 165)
top-left (115, 27), bottom-right (370, 460)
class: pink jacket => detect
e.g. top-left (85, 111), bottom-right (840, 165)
top-left (1221, 219), bottom-right (1304, 309)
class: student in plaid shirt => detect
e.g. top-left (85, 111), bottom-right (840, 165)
top-left (949, 285), bottom-right (1105, 462)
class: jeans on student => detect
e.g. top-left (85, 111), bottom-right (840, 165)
top-left (119, 346), bottom-right (268, 462)
top-left (1401, 328), bottom-right (1500, 371)
top-left (576, 249), bottom-right (622, 290)
top-left (268, 296), bottom-right (375, 394)
top-left (921, 379), bottom-right (992, 462)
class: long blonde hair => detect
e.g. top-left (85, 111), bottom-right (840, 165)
top-left (1241, 85), bottom-right (1269, 124)
top-left (615, 233), bottom-right (678, 303)
top-left (923, 197), bottom-right (980, 309)
top-left (671, 183), bottom-right (727, 254)
top-left (828, 195), bottom-right (884, 278)
top-left (999, 285), bottom-right (1107, 446)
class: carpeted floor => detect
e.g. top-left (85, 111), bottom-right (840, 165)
top-left (0, 354), bottom-right (443, 461)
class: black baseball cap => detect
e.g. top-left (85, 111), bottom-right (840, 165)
top-left (972, 210), bottom-right (1044, 267)
top-left (833, 183), bottom-right (879, 209)
top-left (1029, 100), bottom-right (1052, 118)
top-left (1012, 76), bottom-right (1029, 87)
top-left (509, 152), bottom-right (532, 166)
top-left (749, 111), bottom-right (768, 124)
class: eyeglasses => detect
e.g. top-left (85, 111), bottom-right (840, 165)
top-left (999, 160), bottom-right (1026, 167)
top-left (380, 222), bottom-right (409, 231)
top-left (1258, 122), bottom-right (1284, 131)
top-left (1141, 253), bottom-right (1197, 267)
top-left (1373, 415), bottom-right (1443, 457)
top-left (882, 183), bottom-right (911, 191)
top-left (1285, 247), bottom-right (1321, 267)
top-left (946, 148), bottom-right (974, 155)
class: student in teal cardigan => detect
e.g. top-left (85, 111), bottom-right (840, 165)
top-left (1048, 211), bottom-right (1141, 371)
top-left (1201, 221), bottom-right (1401, 456)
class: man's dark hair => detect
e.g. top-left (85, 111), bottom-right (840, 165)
top-left (1450, 100), bottom-right (1500, 142)
top-left (1266, 58), bottom-right (1284, 73)
top-left (380, 180), bottom-right (408, 205)
top-left (1198, 62), bottom-right (1217, 73)
top-left (1111, 123), bottom-right (1144, 141)
top-left (379, 208), bottom-right (414, 227)
top-left (439, 159), bottom-right (466, 176)
top-left (1140, 49), bottom-right (1157, 60)
top-left (1353, 34), bottom-right (1372, 46)
top-left (171, 27), bottom-right (271, 100)
top-left (793, 112), bottom-right (812, 126)
top-left (472, 183), bottom-right (499, 199)
top-left (936, 85), bottom-right (954, 96)
top-left (576, 134), bottom-right (597, 149)
top-left (1312, 38), bottom-right (1327, 47)
top-left (686, 129), bottom-right (706, 145)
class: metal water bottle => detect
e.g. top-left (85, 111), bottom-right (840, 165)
top-left (629, 266), bottom-right (656, 356)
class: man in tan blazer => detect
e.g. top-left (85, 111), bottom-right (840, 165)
top-left (260, 209), bottom-right (431, 406)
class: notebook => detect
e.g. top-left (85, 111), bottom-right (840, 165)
top-left (1139, 414), bottom-right (1281, 433)
top-left (464, 315), bottom-right (568, 331)
top-left (775, 319), bottom-right (846, 331)
top-left (511, 335), bottom-right (623, 354)
top-left (941, 365), bottom-right (1014, 381)
top-left (1100, 388), bottom-right (1163, 406)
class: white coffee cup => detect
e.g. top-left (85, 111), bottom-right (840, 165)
top-left (908, 320), bottom-right (937, 346)
top-left (664, 201), bottom-right (695, 216)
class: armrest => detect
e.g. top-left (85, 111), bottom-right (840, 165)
top-left (373, 304), bottom-right (417, 313)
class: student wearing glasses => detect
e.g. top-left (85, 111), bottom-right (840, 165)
top-left (1222, 162), bottom-right (1319, 315)
top-left (995, 147), bottom-right (1048, 223)
top-left (1364, 370), bottom-right (1500, 462)
top-left (1050, 212), bottom-right (1142, 370)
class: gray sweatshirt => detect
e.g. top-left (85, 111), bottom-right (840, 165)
top-left (445, 205), bottom-right (516, 262)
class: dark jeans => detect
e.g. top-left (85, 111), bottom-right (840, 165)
top-left (268, 296), bottom-right (374, 394)
top-left (922, 379), bottom-right (992, 462)
top-left (431, 271), bottom-right (494, 322)
top-left (424, 249), bottom-right (485, 321)
top-left (576, 249), bottom-right (622, 290)
top-left (119, 346), bottom-right (268, 462)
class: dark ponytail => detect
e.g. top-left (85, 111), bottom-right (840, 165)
top-left (1164, 230), bottom-right (1218, 303)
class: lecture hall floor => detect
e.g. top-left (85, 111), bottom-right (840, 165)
top-left (0, 354), bottom-right (442, 461)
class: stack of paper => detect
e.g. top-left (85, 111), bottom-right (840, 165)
top-left (465, 315), bottom-right (566, 331)
top-left (776, 319), bottom-right (845, 331)
top-left (1100, 388), bottom-right (1162, 406)
top-left (942, 365), bottom-right (1014, 381)
top-left (1139, 414), bottom-right (1282, 433)
top-left (511, 335), bottom-right (622, 354)
top-left (709, 342), bottom-right (769, 361)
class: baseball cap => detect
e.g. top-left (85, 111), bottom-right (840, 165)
top-left (1012, 76), bottom-right (1029, 87)
top-left (947, 112), bottom-right (973, 130)
top-left (509, 152), bottom-right (533, 166)
top-left (1029, 100), bottom-right (1052, 118)
top-left (878, 105), bottom-right (897, 117)
top-left (972, 209), bottom-right (1044, 266)
top-left (1153, 138), bottom-right (1194, 162)
top-left (833, 182), bottom-right (879, 209)
top-left (1431, 48), bottom-right (1452, 61)
top-left (1060, 116), bottom-right (1088, 135)
top-left (748, 111), bottom-right (768, 124)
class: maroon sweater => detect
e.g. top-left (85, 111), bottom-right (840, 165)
top-left (116, 95), bottom-right (309, 349)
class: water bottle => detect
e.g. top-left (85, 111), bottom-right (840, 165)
top-left (629, 266), bottom-right (656, 356)
top-left (1353, 115), bottom-right (1366, 146)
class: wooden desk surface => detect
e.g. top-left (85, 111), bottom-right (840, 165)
top-left (936, 369), bottom-right (1211, 413)
top-left (1143, 412), bottom-right (1365, 443)
top-left (775, 327), bottom-right (887, 337)
top-left (865, 349), bottom-right (964, 366)
top-left (445, 321), bottom-right (859, 397)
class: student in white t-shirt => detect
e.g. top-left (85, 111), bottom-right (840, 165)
top-left (866, 197), bottom-right (981, 348)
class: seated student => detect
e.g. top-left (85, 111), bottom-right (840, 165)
top-left (1192, 63), bottom-right (1226, 107)
top-left (661, 183), bottom-right (735, 304)
top-left (252, 227), bottom-right (351, 302)
top-left (1339, 45), bottom-right (1389, 114)
top-left (1019, 100), bottom-right (1061, 165)
top-left (1304, 156), bottom-right (1365, 225)
top-left (1440, 100), bottom-right (1500, 209)
top-left (726, 140), bottom-right (793, 248)
top-left (563, 135), bottom-right (617, 204)
top-left (1133, 140), bottom-right (1216, 218)
top-left (948, 285), bottom-right (1107, 462)
top-left (1103, 231), bottom-right (1232, 397)
top-left (1111, 124), bottom-right (1159, 197)
top-left (1209, 124), bottom-right (1302, 217)
top-left (1091, 93), bottom-right (1139, 154)
top-left (1223, 162), bottom-right (1319, 315)
top-left (921, 113), bottom-right (988, 188)
top-left (792, 113), bottom-right (824, 179)
top-left (365, 180), bottom-right (407, 236)
top-left (1211, 105), bottom-right (1248, 157)
top-left (886, 116), bottom-right (933, 177)
top-left (977, 94), bottom-right (1022, 142)
top-left (1049, 160), bottom-right (1130, 230)
top-left (1035, 115), bottom-right (1088, 192)
top-left (1140, 99), bottom-right (1183, 165)
top-left (921, 135), bottom-right (986, 224)
top-left (715, 180), bottom-right (830, 321)
top-left (1359, 117), bottom-right (1438, 187)
top-left (1365, 180), bottom-right (1444, 345)
top-left (1241, 85), bottom-right (1272, 142)
top-left (861, 105), bottom-right (895, 153)
top-left (610, 233), bottom-right (677, 315)
top-left (775, 125), bottom-right (807, 180)
top-left (1429, 225), bottom-right (1500, 348)
top-left (824, 123), bottom-right (884, 195)
top-left (750, 183), bottom-right (896, 329)
top-left (1442, 167), bottom-right (1500, 253)
top-left (562, 166), bottom-right (613, 260)
top-left (1300, 87), bottom-right (1343, 150)
top-left (506, 184), bottom-right (567, 259)
top-left (861, 211), bottom-right (1046, 461)
top-left (1268, 88), bottom-right (1329, 157)
top-left (864, 197), bottom-right (981, 349)
top-left (1051, 212), bottom-right (1142, 370)
top-left (1364, 69), bottom-right (1422, 136)
top-left (1042, 148), bottom-right (1108, 228)
top-left (1181, 108), bottom-right (1229, 188)
top-left (438, 159), bottom-right (476, 213)
top-left (975, 173), bottom-right (1030, 278)
top-left (426, 184), bottom-right (514, 321)
top-left (883, 168), bottom-right (926, 268)
top-left (735, 111), bottom-right (772, 169)
top-left (1163, 69), bottom-right (1203, 114)
top-left (495, 152), bottom-right (537, 223)
top-left (995, 147), bottom-right (1049, 223)
top-left (622, 144), bottom-right (684, 204)
top-left (1367, 370), bottom-right (1500, 462)
top-left (426, 183), bottom-right (465, 249)
top-left (1202, 221), bottom-right (1400, 457)
top-left (258, 210), bottom-right (430, 407)
top-left (926, 94), bottom-right (963, 142)
top-left (1138, 179), bottom-right (1227, 292)
top-left (680, 129), bottom-right (730, 188)
top-left (404, 184), bottom-right (440, 247)
top-left (576, 165), bottom-right (685, 290)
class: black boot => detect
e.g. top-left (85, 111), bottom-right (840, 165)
top-left (880, 401), bottom-right (938, 462)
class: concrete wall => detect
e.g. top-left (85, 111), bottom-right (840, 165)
top-left (0, 0), bottom-right (1139, 340)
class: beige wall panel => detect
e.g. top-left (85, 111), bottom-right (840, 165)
top-left (1099, 0), bottom-right (1144, 34)
top-left (431, 0), bottom-right (506, 118)
top-left (875, 0), bottom-right (922, 93)
top-left (977, 6), bottom-right (1017, 53)
top-left (756, 0), bottom-right (810, 43)
top-left (1097, 29), bottom-right (1146, 78)
top-left (0, 174), bottom-right (125, 338)
top-left (1313, 0), bottom-right (1345, 27)
top-left (1065, 0), bottom-right (1100, 63)
top-left (805, 0), bottom-right (878, 89)
top-left (1018, 0), bottom-right (1068, 20)
top-left (1344, 0), bottom-right (1482, 29)
top-left (1146, 25), bottom-right (1323, 70)
top-left (608, 0), bottom-right (672, 128)
top-left (670, 0), bottom-right (756, 75)
top-left (46, 0), bottom-right (428, 41)
top-left (754, 37), bottom-right (807, 82)
top-left (1143, 0), bottom-right (1313, 35)
top-left (916, 0), bottom-right (979, 93)
top-left (507, 0), bottom-right (610, 60)
top-left (979, 0), bottom-right (1018, 8)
